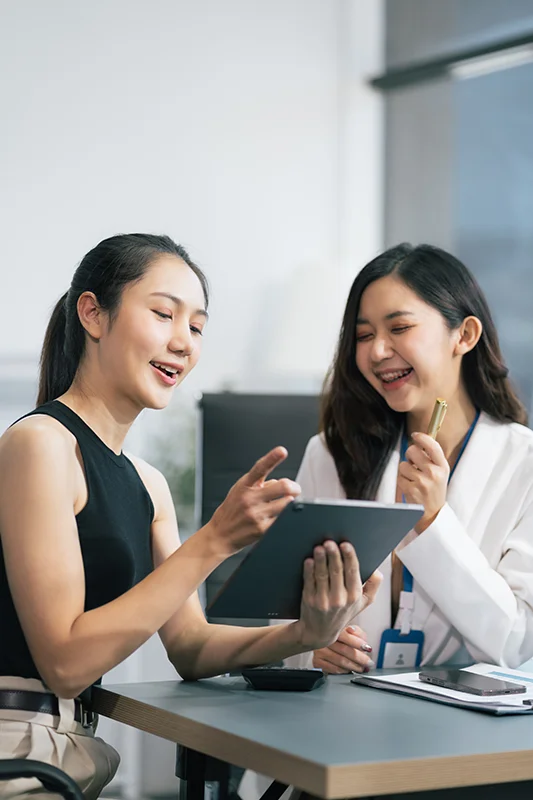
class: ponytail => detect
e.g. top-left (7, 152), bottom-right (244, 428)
top-left (37, 291), bottom-right (84, 405)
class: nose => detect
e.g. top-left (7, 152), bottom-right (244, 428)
top-left (370, 332), bottom-right (394, 364)
top-left (168, 319), bottom-right (193, 356)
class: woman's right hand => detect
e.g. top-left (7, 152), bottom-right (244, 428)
top-left (293, 541), bottom-right (382, 652)
top-left (206, 446), bottom-right (301, 556)
top-left (313, 625), bottom-right (374, 674)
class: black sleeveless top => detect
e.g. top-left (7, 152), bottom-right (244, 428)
top-left (0, 400), bottom-right (154, 682)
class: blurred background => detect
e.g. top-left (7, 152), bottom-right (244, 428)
top-left (2, 0), bottom-right (533, 796)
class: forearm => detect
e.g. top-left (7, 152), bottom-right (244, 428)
top-left (169, 620), bottom-right (310, 680)
top-left (169, 539), bottom-right (381, 679)
top-left (45, 526), bottom-right (225, 697)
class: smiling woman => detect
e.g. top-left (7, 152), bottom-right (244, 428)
top-left (0, 233), bottom-right (381, 800)
top-left (287, 242), bottom-right (533, 679)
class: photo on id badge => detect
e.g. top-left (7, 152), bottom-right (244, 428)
top-left (377, 629), bottom-right (425, 669)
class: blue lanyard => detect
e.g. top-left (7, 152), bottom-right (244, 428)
top-left (400, 410), bottom-right (480, 593)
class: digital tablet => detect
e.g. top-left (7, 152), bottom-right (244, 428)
top-left (207, 498), bottom-right (423, 620)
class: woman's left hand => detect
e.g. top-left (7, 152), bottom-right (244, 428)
top-left (294, 541), bottom-right (382, 652)
top-left (397, 432), bottom-right (450, 533)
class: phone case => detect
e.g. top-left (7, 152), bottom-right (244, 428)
top-left (241, 667), bottom-right (327, 692)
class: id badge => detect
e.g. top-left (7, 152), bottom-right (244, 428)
top-left (376, 629), bottom-right (424, 669)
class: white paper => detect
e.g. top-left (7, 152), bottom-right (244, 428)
top-left (369, 663), bottom-right (533, 708)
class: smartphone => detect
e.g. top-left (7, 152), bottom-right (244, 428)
top-left (427, 398), bottom-right (448, 439)
top-left (418, 668), bottom-right (526, 696)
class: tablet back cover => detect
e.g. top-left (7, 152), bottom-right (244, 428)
top-left (207, 500), bottom-right (422, 620)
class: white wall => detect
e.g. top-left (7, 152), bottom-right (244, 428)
top-left (0, 0), bottom-right (383, 397)
top-left (0, 1), bottom-right (384, 795)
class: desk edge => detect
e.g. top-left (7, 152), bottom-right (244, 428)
top-left (93, 686), bottom-right (533, 798)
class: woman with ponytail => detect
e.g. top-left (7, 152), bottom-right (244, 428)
top-left (290, 242), bottom-right (533, 675)
top-left (0, 234), bottom-right (380, 799)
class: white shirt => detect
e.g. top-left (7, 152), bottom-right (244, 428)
top-left (291, 412), bottom-right (533, 669)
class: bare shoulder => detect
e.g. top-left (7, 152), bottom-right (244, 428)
top-left (127, 453), bottom-right (168, 493)
top-left (0, 414), bottom-right (75, 469)
top-left (0, 415), bottom-right (79, 523)
top-left (126, 453), bottom-right (174, 520)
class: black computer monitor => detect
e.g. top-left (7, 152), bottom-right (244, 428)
top-left (198, 392), bottom-right (320, 622)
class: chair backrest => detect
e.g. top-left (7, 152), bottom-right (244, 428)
top-left (198, 392), bottom-right (320, 622)
top-left (0, 759), bottom-right (84, 800)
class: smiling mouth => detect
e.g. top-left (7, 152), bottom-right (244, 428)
top-left (377, 367), bottom-right (413, 384)
top-left (150, 361), bottom-right (181, 379)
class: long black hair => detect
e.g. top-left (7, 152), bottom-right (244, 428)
top-left (38, 233), bottom-right (208, 405)
top-left (321, 242), bottom-right (527, 500)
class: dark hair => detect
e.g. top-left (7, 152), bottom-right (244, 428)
top-left (321, 242), bottom-right (527, 500)
top-left (38, 233), bottom-right (208, 405)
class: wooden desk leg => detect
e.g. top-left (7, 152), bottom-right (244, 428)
top-left (175, 745), bottom-right (230, 800)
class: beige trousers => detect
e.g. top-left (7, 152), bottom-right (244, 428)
top-left (0, 677), bottom-right (120, 800)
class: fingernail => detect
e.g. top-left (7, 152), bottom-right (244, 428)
top-left (361, 643), bottom-right (373, 653)
top-left (363, 661), bottom-right (375, 673)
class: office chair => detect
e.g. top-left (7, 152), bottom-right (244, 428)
top-left (0, 759), bottom-right (84, 800)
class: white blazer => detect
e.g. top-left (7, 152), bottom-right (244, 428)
top-left (240, 413), bottom-right (533, 800)
top-left (291, 412), bottom-right (533, 669)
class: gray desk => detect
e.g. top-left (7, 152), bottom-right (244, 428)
top-left (92, 675), bottom-right (533, 799)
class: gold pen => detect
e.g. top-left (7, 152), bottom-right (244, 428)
top-left (427, 398), bottom-right (448, 439)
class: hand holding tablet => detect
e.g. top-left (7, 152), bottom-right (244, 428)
top-left (208, 498), bottom-right (423, 620)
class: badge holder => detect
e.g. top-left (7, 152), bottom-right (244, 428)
top-left (377, 628), bottom-right (424, 669)
top-left (377, 586), bottom-right (424, 669)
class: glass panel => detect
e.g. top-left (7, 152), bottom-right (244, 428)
top-left (385, 57), bottom-right (533, 415)
top-left (455, 61), bottom-right (533, 412)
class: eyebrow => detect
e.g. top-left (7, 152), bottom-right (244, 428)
top-left (356, 310), bottom-right (415, 325)
top-left (150, 292), bottom-right (209, 319)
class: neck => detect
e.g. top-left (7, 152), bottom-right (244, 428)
top-left (406, 386), bottom-right (477, 466)
top-left (59, 376), bottom-right (139, 456)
